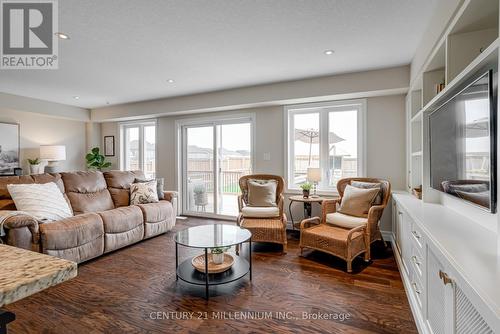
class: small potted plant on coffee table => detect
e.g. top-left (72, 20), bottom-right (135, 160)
top-left (300, 182), bottom-right (312, 198)
top-left (211, 247), bottom-right (230, 264)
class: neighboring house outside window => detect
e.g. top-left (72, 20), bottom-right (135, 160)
top-left (285, 99), bottom-right (366, 193)
top-left (120, 121), bottom-right (156, 179)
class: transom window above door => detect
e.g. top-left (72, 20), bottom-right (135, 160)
top-left (285, 100), bottom-right (366, 193)
top-left (120, 121), bottom-right (156, 178)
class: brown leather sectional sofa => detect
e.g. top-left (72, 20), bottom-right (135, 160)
top-left (0, 170), bottom-right (177, 263)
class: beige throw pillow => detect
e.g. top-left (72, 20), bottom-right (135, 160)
top-left (338, 185), bottom-right (380, 217)
top-left (247, 179), bottom-right (277, 207)
top-left (130, 180), bottom-right (159, 205)
top-left (350, 181), bottom-right (383, 205)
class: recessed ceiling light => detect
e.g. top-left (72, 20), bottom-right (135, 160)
top-left (167, 79), bottom-right (175, 83)
top-left (55, 32), bottom-right (70, 40)
top-left (73, 96), bottom-right (80, 100)
top-left (324, 50), bottom-right (334, 55)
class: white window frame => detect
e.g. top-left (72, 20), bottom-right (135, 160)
top-left (120, 119), bottom-right (158, 177)
top-left (175, 112), bottom-right (256, 219)
top-left (284, 99), bottom-right (367, 195)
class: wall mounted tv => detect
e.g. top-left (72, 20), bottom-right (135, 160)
top-left (429, 69), bottom-right (497, 212)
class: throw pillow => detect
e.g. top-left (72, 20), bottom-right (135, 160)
top-left (134, 177), bottom-right (165, 200)
top-left (247, 179), bottom-right (277, 207)
top-left (7, 182), bottom-right (73, 221)
top-left (130, 180), bottom-right (159, 205)
top-left (350, 181), bottom-right (383, 205)
top-left (338, 185), bottom-right (380, 217)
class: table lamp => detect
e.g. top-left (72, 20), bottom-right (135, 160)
top-left (40, 145), bottom-right (66, 173)
top-left (307, 167), bottom-right (321, 197)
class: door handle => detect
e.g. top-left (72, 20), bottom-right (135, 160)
top-left (439, 270), bottom-right (453, 285)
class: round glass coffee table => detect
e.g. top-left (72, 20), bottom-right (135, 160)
top-left (174, 224), bottom-right (252, 299)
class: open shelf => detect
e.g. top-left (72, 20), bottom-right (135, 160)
top-left (421, 37), bottom-right (498, 115)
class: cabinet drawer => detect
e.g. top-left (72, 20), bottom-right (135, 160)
top-left (410, 221), bottom-right (425, 249)
top-left (410, 270), bottom-right (424, 309)
top-left (410, 243), bottom-right (424, 278)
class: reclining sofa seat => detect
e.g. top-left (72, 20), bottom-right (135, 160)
top-left (0, 170), bottom-right (177, 263)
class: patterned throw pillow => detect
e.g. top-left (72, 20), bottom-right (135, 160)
top-left (134, 177), bottom-right (165, 200)
top-left (130, 180), bottom-right (159, 205)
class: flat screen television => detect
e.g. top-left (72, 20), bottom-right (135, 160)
top-left (429, 69), bottom-right (497, 212)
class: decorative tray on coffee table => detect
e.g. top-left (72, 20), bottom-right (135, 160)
top-left (191, 253), bottom-right (235, 274)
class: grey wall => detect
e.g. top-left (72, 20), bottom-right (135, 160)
top-left (0, 108), bottom-right (87, 173)
top-left (101, 94), bottom-right (406, 232)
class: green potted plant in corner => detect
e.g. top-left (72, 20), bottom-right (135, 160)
top-left (211, 247), bottom-right (230, 264)
top-left (300, 182), bottom-right (312, 198)
top-left (85, 147), bottom-right (112, 171)
top-left (28, 158), bottom-right (41, 175)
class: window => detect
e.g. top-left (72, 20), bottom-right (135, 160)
top-left (285, 100), bottom-right (366, 192)
top-left (121, 121), bottom-right (156, 178)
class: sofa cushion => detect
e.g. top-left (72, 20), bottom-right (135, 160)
top-left (241, 206), bottom-right (280, 218)
top-left (137, 201), bottom-right (172, 223)
top-left (103, 170), bottom-right (145, 207)
top-left (0, 173), bottom-right (63, 200)
top-left (326, 212), bottom-right (367, 229)
top-left (62, 171), bottom-right (114, 215)
top-left (98, 206), bottom-right (144, 253)
top-left (137, 201), bottom-right (174, 238)
top-left (98, 206), bottom-right (143, 234)
top-left (40, 212), bottom-right (104, 263)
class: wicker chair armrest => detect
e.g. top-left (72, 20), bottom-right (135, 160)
top-left (300, 216), bottom-right (321, 230)
top-left (347, 224), bottom-right (367, 242)
top-left (322, 199), bottom-right (339, 214)
top-left (367, 205), bottom-right (385, 233)
top-left (278, 194), bottom-right (284, 217)
top-left (238, 195), bottom-right (244, 212)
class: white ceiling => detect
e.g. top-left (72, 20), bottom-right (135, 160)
top-left (0, 0), bottom-right (437, 109)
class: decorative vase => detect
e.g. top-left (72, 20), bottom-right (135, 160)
top-left (212, 252), bottom-right (224, 264)
top-left (29, 164), bottom-right (41, 175)
top-left (302, 189), bottom-right (310, 198)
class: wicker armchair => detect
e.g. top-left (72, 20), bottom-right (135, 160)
top-left (236, 174), bottom-right (287, 253)
top-left (299, 177), bottom-right (391, 272)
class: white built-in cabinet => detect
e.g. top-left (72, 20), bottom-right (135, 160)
top-left (392, 193), bottom-right (498, 334)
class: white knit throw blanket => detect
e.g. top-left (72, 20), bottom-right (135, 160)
top-left (0, 210), bottom-right (35, 240)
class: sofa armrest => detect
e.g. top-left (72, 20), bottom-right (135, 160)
top-left (1, 214), bottom-right (39, 250)
top-left (163, 191), bottom-right (178, 218)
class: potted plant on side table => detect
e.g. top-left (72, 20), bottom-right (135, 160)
top-left (28, 158), bottom-right (41, 175)
top-left (300, 182), bottom-right (312, 198)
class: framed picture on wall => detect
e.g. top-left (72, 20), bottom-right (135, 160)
top-left (0, 122), bottom-right (20, 175)
top-left (104, 136), bottom-right (115, 156)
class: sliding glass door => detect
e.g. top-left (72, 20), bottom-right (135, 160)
top-left (182, 117), bottom-right (253, 218)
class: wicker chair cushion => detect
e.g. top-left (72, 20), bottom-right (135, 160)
top-left (338, 185), bottom-right (379, 217)
top-left (241, 206), bottom-right (280, 218)
top-left (350, 181), bottom-right (382, 205)
top-left (326, 212), bottom-right (367, 229)
top-left (247, 179), bottom-right (277, 207)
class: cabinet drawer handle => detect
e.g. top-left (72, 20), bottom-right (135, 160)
top-left (438, 270), bottom-right (454, 285)
top-left (412, 230), bottom-right (421, 239)
top-left (411, 256), bottom-right (421, 266)
top-left (412, 282), bottom-right (421, 294)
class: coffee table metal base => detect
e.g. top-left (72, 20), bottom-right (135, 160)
top-left (175, 241), bottom-right (252, 299)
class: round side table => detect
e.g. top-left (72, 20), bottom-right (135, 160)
top-left (288, 195), bottom-right (338, 230)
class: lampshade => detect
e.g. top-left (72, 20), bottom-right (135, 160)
top-left (307, 168), bottom-right (321, 182)
top-left (40, 145), bottom-right (66, 161)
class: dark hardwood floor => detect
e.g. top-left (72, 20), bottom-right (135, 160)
top-left (5, 217), bottom-right (417, 334)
